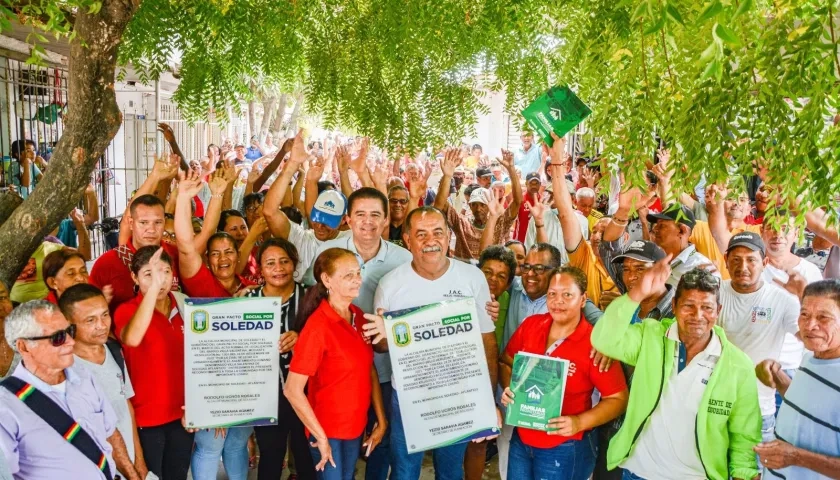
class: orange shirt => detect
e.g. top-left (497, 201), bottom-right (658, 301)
top-left (567, 239), bottom-right (617, 307)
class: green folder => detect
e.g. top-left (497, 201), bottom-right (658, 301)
top-left (521, 85), bottom-right (591, 147)
top-left (505, 352), bottom-right (569, 431)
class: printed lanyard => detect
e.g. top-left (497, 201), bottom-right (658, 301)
top-left (545, 338), bottom-right (565, 356)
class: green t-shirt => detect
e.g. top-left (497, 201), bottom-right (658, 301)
top-left (494, 290), bottom-right (511, 347)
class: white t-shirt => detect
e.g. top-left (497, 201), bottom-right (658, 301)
top-left (374, 259), bottom-right (495, 389)
top-left (286, 223), bottom-right (350, 282)
top-left (622, 325), bottom-right (721, 480)
top-left (74, 348), bottom-right (136, 461)
top-left (763, 260), bottom-right (823, 370)
top-left (718, 280), bottom-right (800, 416)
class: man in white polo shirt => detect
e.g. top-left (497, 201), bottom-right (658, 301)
top-left (717, 232), bottom-right (800, 441)
top-left (363, 206), bottom-right (499, 480)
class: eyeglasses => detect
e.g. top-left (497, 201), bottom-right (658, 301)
top-left (389, 198), bottom-right (409, 205)
top-left (163, 231), bottom-right (176, 241)
top-left (245, 204), bottom-right (262, 213)
top-left (520, 264), bottom-right (552, 275)
top-left (23, 324), bottom-right (76, 347)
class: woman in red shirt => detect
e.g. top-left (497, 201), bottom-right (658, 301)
top-left (285, 248), bottom-right (387, 480)
top-left (501, 266), bottom-right (629, 480)
top-left (114, 246), bottom-right (194, 480)
top-left (42, 247), bottom-right (88, 304)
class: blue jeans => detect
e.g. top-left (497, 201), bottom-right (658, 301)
top-left (761, 414), bottom-right (776, 442)
top-left (389, 391), bottom-right (467, 480)
top-left (308, 435), bottom-right (362, 480)
top-left (191, 427), bottom-right (253, 480)
top-left (621, 470), bottom-right (645, 480)
top-left (774, 368), bottom-right (796, 417)
top-left (365, 381), bottom-right (392, 480)
top-left (506, 428), bottom-right (597, 480)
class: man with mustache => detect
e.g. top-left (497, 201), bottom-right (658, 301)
top-left (362, 206), bottom-right (500, 480)
top-left (716, 232), bottom-right (800, 443)
top-left (434, 148), bottom-right (522, 262)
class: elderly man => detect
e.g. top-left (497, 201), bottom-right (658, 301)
top-left (592, 266), bottom-right (761, 480)
top-left (363, 206), bottom-right (500, 480)
top-left (754, 279), bottom-right (840, 479)
top-left (0, 301), bottom-right (140, 480)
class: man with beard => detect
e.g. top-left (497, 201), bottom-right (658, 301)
top-left (435, 148), bottom-right (522, 261)
top-left (716, 232), bottom-right (800, 443)
top-left (263, 132), bottom-right (350, 283)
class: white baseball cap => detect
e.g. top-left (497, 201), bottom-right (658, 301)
top-left (310, 190), bottom-right (347, 228)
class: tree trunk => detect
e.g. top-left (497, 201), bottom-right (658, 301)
top-left (0, 0), bottom-right (139, 289)
top-left (247, 98), bottom-right (257, 140)
top-left (270, 93), bottom-right (289, 139)
top-left (259, 94), bottom-right (277, 137)
top-left (0, 192), bottom-right (23, 228)
top-left (284, 93), bottom-right (304, 137)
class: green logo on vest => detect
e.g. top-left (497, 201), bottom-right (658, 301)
top-left (393, 322), bottom-right (411, 347)
top-left (191, 310), bottom-right (209, 334)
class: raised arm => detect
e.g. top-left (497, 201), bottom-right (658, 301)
top-left (236, 217), bottom-right (267, 275)
top-left (603, 183), bottom-right (649, 243)
top-left (546, 134), bottom-right (583, 251)
top-left (174, 170), bottom-right (207, 280)
top-left (434, 148), bottom-right (461, 213)
top-left (705, 183), bottom-right (732, 255)
top-left (83, 183), bottom-right (99, 225)
top-left (195, 168), bottom-right (233, 254)
top-left (335, 145), bottom-right (355, 199)
top-left (119, 248), bottom-right (169, 347)
top-left (651, 149), bottom-right (675, 206)
top-left (70, 209), bottom-right (91, 261)
top-left (804, 207), bottom-right (840, 247)
top-left (264, 130), bottom-right (308, 239)
top-left (479, 191), bottom-right (506, 252)
top-left (499, 149), bottom-right (522, 218)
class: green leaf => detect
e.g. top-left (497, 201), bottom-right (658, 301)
top-left (713, 23), bottom-right (741, 47)
top-left (644, 11), bottom-right (667, 35)
top-left (734, 0), bottom-right (754, 18)
top-left (88, 2), bottom-right (103, 15)
top-left (699, 42), bottom-right (718, 63)
top-left (632, 2), bottom-right (648, 20)
top-left (696, 0), bottom-right (723, 25)
top-left (665, 4), bottom-right (685, 26)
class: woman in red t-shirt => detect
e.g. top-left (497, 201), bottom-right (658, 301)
top-left (42, 247), bottom-right (88, 304)
top-left (114, 246), bottom-right (194, 480)
top-left (285, 248), bottom-right (387, 480)
top-left (501, 266), bottom-right (629, 480)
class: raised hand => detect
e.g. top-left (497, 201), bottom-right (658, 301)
top-left (208, 169), bottom-right (228, 195)
top-left (499, 149), bottom-right (515, 172)
top-left (289, 129), bottom-right (308, 166)
top-left (336, 145), bottom-right (351, 173)
top-left (548, 132), bottom-right (568, 167)
top-left (581, 168), bottom-right (599, 189)
top-left (440, 148), bottom-right (462, 177)
top-left (371, 163), bottom-right (388, 189)
top-left (307, 156), bottom-right (325, 183)
top-left (148, 247), bottom-right (171, 294)
top-left (157, 123), bottom-right (177, 144)
top-left (70, 208), bottom-right (85, 225)
top-left (152, 153), bottom-right (180, 182)
top-left (178, 169), bottom-right (204, 198)
top-left (350, 137), bottom-right (370, 174)
top-left (486, 189), bottom-right (505, 218)
top-left (407, 169), bottom-right (428, 199)
top-left (773, 270), bottom-right (807, 299)
top-left (627, 254), bottom-right (672, 303)
top-left (651, 148), bottom-right (673, 182)
top-left (524, 193), bottom-right (547, 221)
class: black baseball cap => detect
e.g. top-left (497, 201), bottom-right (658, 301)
top-left (611, 240), bottom-right (667, 264)
top-left (647, 204), bottom-right (696, 229)
top-left (526, 172), bottom-right (541, 183)
top-left (476, 166), bottom-right (492, 178)
top-left (727, 231), bottom-right (766, 257)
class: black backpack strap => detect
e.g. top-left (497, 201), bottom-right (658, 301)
top-left (105, 338), bottom-right (126, 380)
top-left (1, 376), bottom-right (114, 480)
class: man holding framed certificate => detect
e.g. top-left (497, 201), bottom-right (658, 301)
top-left (363, 205), bottom-right (501, 480)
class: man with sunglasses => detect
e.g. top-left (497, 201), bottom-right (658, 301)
top-left (0, 300), bottom-right (140, 480)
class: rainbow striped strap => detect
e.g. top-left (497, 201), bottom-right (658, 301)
top-left (1, 377), bottom-right (114, 480)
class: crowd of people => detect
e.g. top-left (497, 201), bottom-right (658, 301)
top-left (0, 125), bottom-right (839, 480)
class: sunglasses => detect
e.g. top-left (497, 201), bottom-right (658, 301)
top-left (24, 324), bottom-right (76, 347)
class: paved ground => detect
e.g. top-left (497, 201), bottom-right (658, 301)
top-left (196, 452), bottom-right (503, 479)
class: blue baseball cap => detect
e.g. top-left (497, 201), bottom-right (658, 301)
top-left (310, 190), bottom-right (347, 229)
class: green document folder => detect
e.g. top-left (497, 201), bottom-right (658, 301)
top-left (505, 352), bottom-right (569, 431)
top-left (521, 85), bottom-right (592, 147)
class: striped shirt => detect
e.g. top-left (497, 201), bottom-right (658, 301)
top-left (766, 354), bottom-right (840, 480)
top-left (245, 283), bottom-right (306, 381)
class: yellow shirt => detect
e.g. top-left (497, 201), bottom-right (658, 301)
top-left (689, 221), bottom-right (761, 280)
top-left (568, 238), bottom-right (617, 307)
